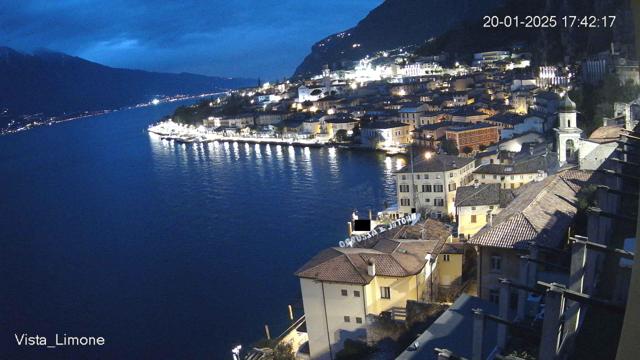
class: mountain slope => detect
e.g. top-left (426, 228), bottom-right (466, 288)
top-left (293, 0), bottom-right (503, 77)
top-left (0, 47), bottom-right (256, 119)
top-left (416, 0), bottom-right (635, 64)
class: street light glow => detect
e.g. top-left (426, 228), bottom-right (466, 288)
top-left (424, 151), bottom-right (433, 160)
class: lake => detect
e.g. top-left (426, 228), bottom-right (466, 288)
top-left (0, 100), bottom-right (402, 359)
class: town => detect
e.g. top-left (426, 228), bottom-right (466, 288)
top-left (164, 39), bottom-right (640, 360)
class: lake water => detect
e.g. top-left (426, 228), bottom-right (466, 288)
top-left (0, 100), bottom-right (401, 359)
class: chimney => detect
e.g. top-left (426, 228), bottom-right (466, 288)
top-left (367, 260), bottom-right (376, 277)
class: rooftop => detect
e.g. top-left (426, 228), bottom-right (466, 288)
top-left (396, 294), bottom-right (498, 360)
top-left (363, 121), bottom-right (410, 129)
top-left (473, 155), bottom-right (549, 175)
top-left (468, 170), bottom-right (597, 250)
top-left (455, 183), bottom-right (516, 208)
top-left (294, 219), bottom-right (450, 285)
top-left (396, 155), bottom-right (475, 174)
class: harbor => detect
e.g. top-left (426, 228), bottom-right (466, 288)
top-left (148, 120), bottom-right (408, 153)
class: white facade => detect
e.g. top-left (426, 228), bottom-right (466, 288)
top-left (555, 95), bottom-right (583, 165)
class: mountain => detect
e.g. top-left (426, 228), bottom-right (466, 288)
top-left (0, 47), bottom-right (256, 119)
top-left (293, 0), bottom-right (503, 77)
top-left (416, 0), bottom-right (635, 64)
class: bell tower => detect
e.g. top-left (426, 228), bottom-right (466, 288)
top-left (555, 94), bottom-right (583, 165)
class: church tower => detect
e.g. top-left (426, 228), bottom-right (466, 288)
top-left (555, 94), bottom-right (583, 165)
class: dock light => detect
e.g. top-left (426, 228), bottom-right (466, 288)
top-left (424, 151), bottom-right (433, 160)
top-left (151, 98), bottom-right (160, 105)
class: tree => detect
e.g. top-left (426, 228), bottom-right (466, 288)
top-left (441, 139), bottom-right (459, 155)
top-left (462, 146), bottom-right (473, 155)
top-left (335, 129), bottom-right (349, 142)
top-left (335, 339), bottom-right (375, 360)
top-left (268, 343), bottom-right (296, 360)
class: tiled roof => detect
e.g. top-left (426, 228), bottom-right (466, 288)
top-left (473, 155), bottom-right (548, 175)
top-left (295, 219), bottom-right (450, 284)
top-left (468, 170), bottom-right (598, 250)
top-left (455, 183), bottom-right (516, 207)
top-left (396, 155), bottom-right (475, 173)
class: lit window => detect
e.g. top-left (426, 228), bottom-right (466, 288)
top-left (380, 287), bottom-right (391, 299)
top-left (471, 215), bottom-right (477, 223)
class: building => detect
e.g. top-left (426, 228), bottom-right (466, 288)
top-left (395, 155), bottom-right (476, 218)
top-left (472, 155), bottom-right (550, 189)
top-left (445, 123), bottom-right (499, 153)
top-left (554, 94), bottom-right (619, 169)
top-left (360, 121), bottom-right (412, 149)
top-left (295, 219), bottom-right (451, 359)
top-left (324, 116), bottom-right (359, 139)
top-left (412, 121), bottom-right (467, 148)
top-left (472, 51), bottom-right (511, 67)
top-left (455, 183), bottom-right (516, 240)
top-left (467, 170), bottom-right (594, 302)
top-left (398, 104), bottom-right (429, 128)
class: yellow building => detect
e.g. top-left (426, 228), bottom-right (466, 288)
top-left (454, 183), bottom-right (516, 240)
top-left (395, 155), bottom-right (476, 218)
top-left (472, 155), bottom-right (549, 190)
top-left (295, 219), bottom-right (451, 360)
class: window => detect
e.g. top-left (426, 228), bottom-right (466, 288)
top-left (380, 287), bottom-right (391, 299)
top-left (434, 185), bottom-right (444, 192)
top-left (344, 316), bottom-right (351, 323)
top-left (341, 289), bottom-right (348, 296)
top-left (481, 174), bottom-right (486, 179)
top-left (443, 254), bottom-right (451, 262)
top-left (400, 198), bottom-right (410, 206)
top-left (449, 172), bottom-right (454, 178)
top-left (401, 175), bottom-right (407, 180)
top-left (353, 290), bottom-right (360, 297)
top-left (434, 198), bottom-right (444, 206)
top-left (356, 317), bottom-right (363, 324)
top-left (448, 183), bottom-right (456, 191)
top-left (489, 289), bottom-right (499, 304)
top-left (416, 175), bottom-right (421, 180)
top-left (422, 184), bottom-right (432, 192)
top-left (425, 174), bottom-right (429, 179)
top-left (399, 184), bottom-right (410, 193)
top-left (471, 215), bottom-right (477, 223)
top-left (490, 255), bottom-right (502, 272)
top-left (471, 206), bottom-right (476, 210)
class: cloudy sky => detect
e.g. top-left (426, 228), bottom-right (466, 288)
top-left (0, 0), bottom-right (382, 79)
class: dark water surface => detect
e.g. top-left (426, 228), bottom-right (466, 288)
top-left (0, 100), bottom-right (400, 359)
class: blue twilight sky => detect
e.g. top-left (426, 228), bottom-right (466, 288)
top-left (0, 0), bottom-right (382, 79)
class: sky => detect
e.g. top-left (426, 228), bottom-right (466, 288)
top-left (0, 0), bottom-right (382, 80)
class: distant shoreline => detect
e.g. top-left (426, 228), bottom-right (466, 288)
top-left (0, 91), bottom-right (228, 137)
